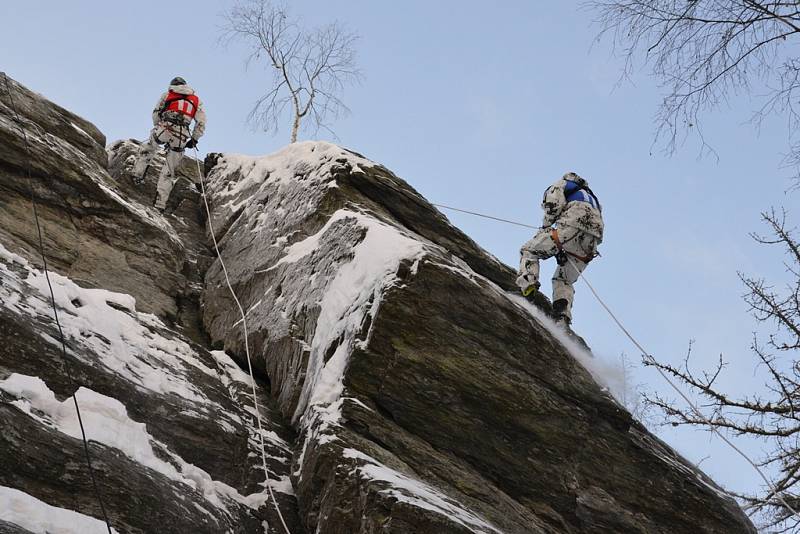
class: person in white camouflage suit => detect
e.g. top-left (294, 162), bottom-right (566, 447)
top-left (517, 172), bottom-right (604, 326)
top-left (132, 76), bottom-right (206, 211)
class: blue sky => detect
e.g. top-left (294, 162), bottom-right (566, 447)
top-left (3, 0), bottom-right (797, 511)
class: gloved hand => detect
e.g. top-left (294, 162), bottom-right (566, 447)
top-left (185, 138), bottom-right (198, 149)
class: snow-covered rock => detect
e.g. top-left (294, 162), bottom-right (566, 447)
top-left (0, 73), bottom-right (756, 533)
top-left (201, 143), bottom-right (756, 533)
top-left (0, 74), bottom-right (299, 534)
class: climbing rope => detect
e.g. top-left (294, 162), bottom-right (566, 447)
top-left (192, 148), bottom-right (292, 534)
top-left (2, 73), bottom-right (114, 533)
top-left (432, 203), bottom-right (538, 229)
top-left (436, 202), bottom-right (800, 520)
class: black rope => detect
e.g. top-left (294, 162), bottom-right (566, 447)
top-left (2, 72), bottom-right (114, 534)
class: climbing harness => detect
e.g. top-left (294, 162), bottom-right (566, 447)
top-left (159, 121), bottom-right (189, 144)
top-left (192, 148), bottom-right (292, 534)
top-left (435, 202), bottom-right (800, 522)
top-left (2, 72), bottom-right (114, 534)
top-left (550, 228), bottom-right (595, 265)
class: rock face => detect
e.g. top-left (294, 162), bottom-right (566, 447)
top-left (0, 74), bottom-right (300, 534)
top-left (200, 147), bottom-right (755, 533)
top-left (0, 72), bottom-right (756, 534)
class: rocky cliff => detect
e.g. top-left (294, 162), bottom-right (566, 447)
top-left (0, 73), bottom-right (756, 533)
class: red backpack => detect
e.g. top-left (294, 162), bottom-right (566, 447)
top-left (161, 90), bottom-right (199, 119)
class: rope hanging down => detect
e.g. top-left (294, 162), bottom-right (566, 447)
top-left (2, 73), bottom-right (114, 533)
top-left (436, 202), bottom-right (800, 521)
top-left (193, 149), bottom-right (292, 534)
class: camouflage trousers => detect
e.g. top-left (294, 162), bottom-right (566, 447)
top-left (132, 121), bottom-right (190, 209)
top-left (517, 225), bottom-right (599, 321)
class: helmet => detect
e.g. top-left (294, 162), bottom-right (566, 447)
top-left (170, 76), bottom-right (187, 86)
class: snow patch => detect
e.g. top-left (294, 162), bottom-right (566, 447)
top-left (210, 350), bottom-right (292, 452)
top-left (508, 293), bottom-right (628, 402)
top-left (343, 449), bottom-right (502, 533)
top-left (205, 141), bottom-right (373, 219)
top-left (0, 374), bottom-right (182, 476)
top-left (291, 210), bottom-right (426, 426)
top-left (0, 374), bottom-right (276, 509)
top-left (0, 244), bottom-right (29, 266)
top-left (275, 211), bottom-right (353, 267)
top-left (0, 486), bottom-right (119, 534)
top-left (69, 122), bottom-right (95, 142)
top-left (0, 243), bottom-right (219, 406)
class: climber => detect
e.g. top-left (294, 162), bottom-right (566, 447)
top-left (517, 172), bottom-right (604, 326)
top-left (132, 76), bottom-right (206, 211)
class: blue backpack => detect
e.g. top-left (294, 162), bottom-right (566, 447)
top-left (564, 180), bottom-right (601, 211)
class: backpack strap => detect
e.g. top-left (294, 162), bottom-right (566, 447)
top-left (564, 180), bottom-right (602, 212)
top-left (160, 94), bottom-right (183, 116)
top-left (580, 184), bottom-right (602, 212)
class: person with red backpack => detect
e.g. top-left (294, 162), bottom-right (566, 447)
top-left (132, 76), bottom-right (207, 211)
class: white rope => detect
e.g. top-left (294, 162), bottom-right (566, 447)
top-left (192, 149), bottom-right (292, 534)
top-left (435, 202), bottom-right (800, 520)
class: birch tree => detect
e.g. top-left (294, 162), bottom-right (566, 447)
top-left (222, 0), bottom-right (361, 143)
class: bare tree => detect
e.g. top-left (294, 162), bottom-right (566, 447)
top-left (587, 1), bottom-right (800, 528)
top-left (221, 0), bottom-right (361, 143)
top-left (619, 352), bottom-right (651, 421)
top-left (644, 209), bottom-right (799, 531)
top-left (590, 1), bottom-right (800, 171)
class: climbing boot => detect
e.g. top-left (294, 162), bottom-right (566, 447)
top-left (522, 282), bottom-right (540, 297)
top-left (133, 164), bottom-right (149, 186)
top-left (517, 274), bottom-right (540, 297)
top-left (552, 299), bottom-right (571, 328)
